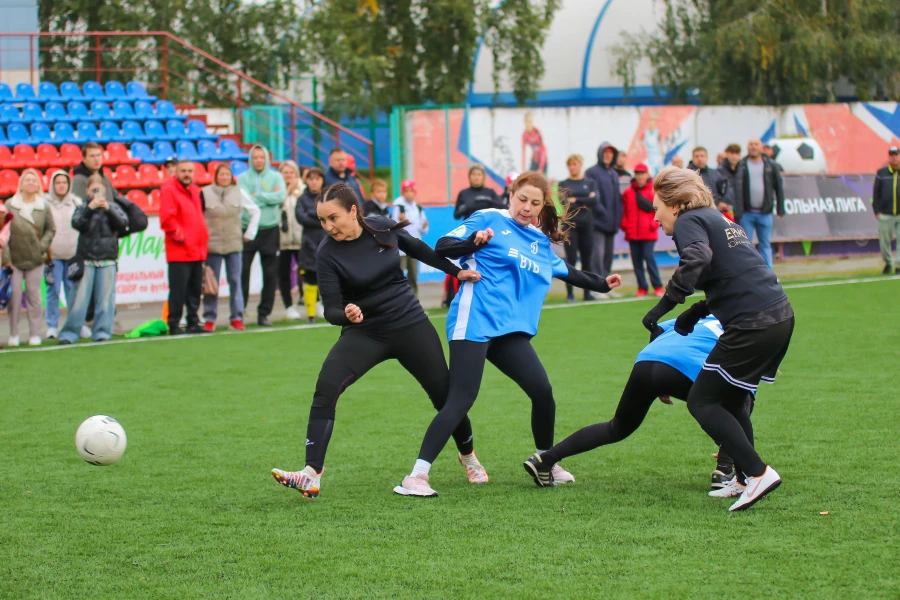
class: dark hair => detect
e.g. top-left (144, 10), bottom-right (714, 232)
top-left (305, 167), bottom-right (325, 181)
top-left (319, 183), bottom-right (409, 248)
top-left (329, 148), bottom-right (345, 157)
top-left (213, 162), bottom-right (233, 185)
top-left (512, 171), bottom-right (571, 243)
top-left (692, 146), bottom-right (707, 155)
top-left (82, 141), bottom-right (103, 155)
top-left (725, 143), bottom-right (741, 154)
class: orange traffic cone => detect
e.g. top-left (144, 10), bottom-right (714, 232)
top-left (161, 301), bottom-right (169, 324)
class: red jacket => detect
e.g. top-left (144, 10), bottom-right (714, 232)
top-left (621, 180), bottom-right (660, 242)
top-left (159, 176), bottom-right (209, 262)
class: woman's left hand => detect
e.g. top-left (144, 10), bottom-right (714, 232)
top-left (606, 274), bottom-right (622, 289)
top-left (457, 270), bottom-right (481, 282)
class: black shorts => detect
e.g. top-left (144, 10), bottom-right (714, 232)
top-left (701, 317), bottom-right (794, 392)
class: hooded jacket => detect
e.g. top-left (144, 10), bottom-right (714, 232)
top-left (46, 171), bottom-right (82, 260)
top-left (71, 187), bottom-right (129, 262)
top-left (238, 144), bottom-right (286, 230)
top-left (159, 176), bottom-right (209, 263)
top-left (733, 155), bottom-right (786, 221)
top-left (621, 178), bottom-right (659, 242)
top-left (585, 142), bottom-right (623, 234)
top-left (2, 171), bottom-right (56, 270)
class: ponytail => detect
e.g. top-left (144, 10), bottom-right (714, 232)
top-left (319, 183), bottom-right (410, 248)
top-left (510, 171), bottom-right (572, 244)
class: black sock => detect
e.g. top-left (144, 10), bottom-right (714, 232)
top-left (304, 418), bottom-right (334, 473)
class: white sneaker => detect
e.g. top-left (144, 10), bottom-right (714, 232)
top-left (7, 336), bottom-right (20, 347)
top-left (79, 325), bottom-right (92, 339)
top-left (28, 336), bottom-right (41, 346)
top-left (393, 472), bottom-right (438, 497)
top-left (551, 463), bottom-right (575, 484)
top-left (594, 292), bottom-right (611, 300)
top-left (286, 306), bottom-right (302, 320)
top-left (46, 327), bottom-right (58, 339)
top-left (271, 466), bottom-right (322, 499)
top-left (729, 466), bottom-right (781, 511)
top-left (709, 477), bottom-right (746, 498)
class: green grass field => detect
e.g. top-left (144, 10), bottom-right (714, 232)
top-left (2, 278), bottom-right (899, 599)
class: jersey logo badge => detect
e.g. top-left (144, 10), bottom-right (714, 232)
top-left (508, 248), bottom-right (519, 258)
top-left (501, 230), bottom-right (512, 235)
top-left (530, 241), bottom-right (539, 254)
top-left (448, 225), bottom-right (467, 238)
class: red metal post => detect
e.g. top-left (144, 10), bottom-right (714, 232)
top-left (95, 34), bottom-right (101, 82)
top-left (290, 106), bottom-right (297, 164)
top-left (29, 35), bottom-right (34, 87)
top-left (236, 77), bottom-right (243, 142)
top-left (161, 35), bottom-right (168, 100)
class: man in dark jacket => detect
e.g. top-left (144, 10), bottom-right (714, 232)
top-left (58, 173), bottom-right (129, 345)
top-left (873, 146), bottom-right (900, 274)
top-left (585, 141), bottom-right (623, 281)
top-left (688, 147), bottom-right (732, 209)
top-left (733, 138), bottom-right (785, 269)
top-left (717, 143), bottom-right (742, 218)
top-left (323, 148), bottom-right (364, 200)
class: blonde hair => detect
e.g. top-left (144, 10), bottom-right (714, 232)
top-left (279, 160), bottom-right (302, 196)
top-left (653, 166), bottom-right (714, 213)
top-left (566, 154), bottom-right (584, 165)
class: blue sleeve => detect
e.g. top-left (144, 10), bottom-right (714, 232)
top-left (445, 210), bottom-right (487, 239)
top-left (550, 253), bottom-right (568, 278)
top-left (658, 319), bottom-right (676, 333)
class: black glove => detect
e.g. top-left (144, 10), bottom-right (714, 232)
top-left (649, 325), bottom-right (665, 343)
top-left (674, 300), bottom-right (711, 336)
top-left (642, 296), bottom-right (677, 333)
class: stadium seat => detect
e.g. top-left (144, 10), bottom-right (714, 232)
top-left (230, 161), bottom-right (249, 177)
top-left (187, 120), bottom-right (217, 141)
top-left (54, 123), bottom-right (79, 145)
top-left (104, 81), bottom-right (128, 101)
top-left (130, 142), bottom-right (158, 165)
top-left (144, 120), bottom-right (173, 141)
top-left (152, 141), bottom-right (176, 163)
top-left (126, 189), bottom-right (151, 211)
top-left (82, 81), bottom-right (109, 101)
top-left (0, 169), bottom-right (19, 196)
top-left (122, 121), bottom-right (153, 144)
top-left (113, 165), bottom-right (138, 189)
top-left (67, 101), bottom-right (91, 122)
top-left (0, 104), bottom-right (22, 124)
top-left (90, 101), bottom-right (113, 121)
top-left (126, 82), bottom-right (157, 101)
top-left (58, 143), bottom-right (83, 167)
top-left (36, 144), bottom-right (60, 168)
top-left (0, 126), bottom-right (7, 147)
top-left (105, 142), bottom-right (140, 166)
top-left (15, 83), bottom-right (37, 103)
top-left (6, 124), bottom-right (30, 145)
top-left (99, 121), bottom-right (125, 143)
top-left (138, 163), bottom-right (164, 186)
top-left (166, 120), bottom-right (192, 141)
top-left (193, 162), bottom-right (213, 185)
top-left (197, 140), bottom-right (220, 161)
top-left (44, 102), bottom-right (74, 123)
top-left (59, 82), bottom-right (85, 102)
top-left (112, 101), bottom-right (136, 121)
top-left (176, 141), bottom-right (199, 161)
top-left (149, 188), bottom-right (161, 207)
top-left (103, 167), bottom-right (114, 182)
top-left (76, 122), bottom-right (100, 143)
top-left (0, 83), bottom-right (14, 103)
top-left (21, 103), bottom-right (45, 123)
top-left (134, 101), bottom-right (161, 121)
top-left (38, 82), bottom-right (62, 102)
top-left (155, 100), bottom-right (186, 121)
top-left (0, 146), bottom-right (13, 168)
top-left (219, 139), bottom-right (249, 160)
top-left (30, 123), bottom-right (54, 145)
top-left (13, 144), bottom-right (39, 169)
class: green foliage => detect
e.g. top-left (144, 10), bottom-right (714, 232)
top-left (613, 0), bottom-right (900, 105)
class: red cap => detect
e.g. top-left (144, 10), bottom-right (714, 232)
top-left (401, 179), bottom-right (417, 193)
top-left (634, 162), bottom-right (649, 173)
top-left (345, 153), bottom-right (357, 171)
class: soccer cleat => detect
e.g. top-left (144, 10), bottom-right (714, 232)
top-left (551, 463), bottom-right (575, 484)
top-left (636, 289), bottom-right (648, 298)
top-left (203, 321), bottom-right (215, 333)
top-left (272, 466), bottom-right (322, 499)
top-left (286, 306), bottom-right (302, 320)
top-left (7, 336), bottom-right (20, 347)
top-left (229, 319), bottom-right (245, 331)
top-left (654, 287), bottom-right (665, 297)
top-left (711, 467), bottom-right (735, 490)
top-left (28, 336), bottom-right (41, 346)
top-left (709, 477), bottom-right (746, 498)
top-left (393, 473), bottom-right (438, 497)
top-left (46, 327), bottom-right (58, 339)
top-left (729, 466), bottom-right (781, 511)
top-left (458, 452), bottom-right (489, 484)
top-left (523, 453), bottom-right (555, 487)
top-left (883, 263), bottom-right (892, 275)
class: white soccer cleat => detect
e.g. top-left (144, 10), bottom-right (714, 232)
top-left (394, 473), bottom-right (438, 497)
top-left (709, 477), bottom-right (746, 498)
top-left (46, 327), bottom-right (58, 339)
top-left (729, 466), bottom-right (781, 511)
top-left (28, 336), bottom-right (41, 346)
top-left (551, 463), bottom-right (575, 484)
top-left (7, 336), bottom-right (20, 347)
top-left (458, 453), bottom-right (489, 484)
top-left (272, 466), bottom-right (322, 499)
top-left (286, 306), bottom-right (302, 320)
top-left (80, 325), bottom-right (92, 339)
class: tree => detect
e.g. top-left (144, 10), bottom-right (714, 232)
top-left (612, 0), bottom-right (900, 105)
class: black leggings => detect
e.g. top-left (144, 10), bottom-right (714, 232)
top-left (278, 249), bottom-right (302, 309)
top-left (305, 318), bottom-right (474, 472)
top-left (564, 223), bottom-right (594, 299)
top-left (418, 333), bottom-right (555, 463)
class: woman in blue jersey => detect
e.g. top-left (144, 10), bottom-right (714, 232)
top-left (524, 316), bottom-right (754, 499)
top-left (394, 171), bottom-right (622, 497)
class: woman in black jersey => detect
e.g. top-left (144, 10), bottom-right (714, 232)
top-left (559, 154), bottom-right (599, 302)
top-left (454, 164), bottom-right (505, 220)
top-left (294, 167), bottom-right (326, 323)
top-left (272, 183), bottom-right (483, 499)
top-left (641, 166), bottom-right (794, 512)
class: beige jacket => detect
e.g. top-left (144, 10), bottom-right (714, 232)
top-left (46, 172), bottom-right (82, 260)
top-left (2, 192), bottom-right (56, 271)
top-left (280, 189), bottom-right (304, 250)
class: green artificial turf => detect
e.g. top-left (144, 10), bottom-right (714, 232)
top-left (1, 279), bottom-right (898, 599)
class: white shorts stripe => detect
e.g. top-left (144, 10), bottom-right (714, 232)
top-left (451, 258), bottom-right (477, 341)
top-left (701, 362), bottom-right (759, 392)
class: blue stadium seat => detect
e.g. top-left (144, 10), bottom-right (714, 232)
top-left (144, 120), bottom-right (173, 141)
top-left (134, 101), bottom-right (160, 121)
top-left (126, 81), bottom-right (157, 102)
top-left (166, 120), bottom-right (191, 140)
top-left (90, 101), bottom-right (113, 121)
top-left (82, 81), bottom-right (109, 101)
top-left (43, 102), bottom-right (74, 123)
top-left (176, 140), bottom-right (199, 161)
top-left (112, 101), bottom-right (136, 121)
top-left (15, 83), bottom-right (37, 103)
top-left (30, 123), bottom-right (54, 145)
top-left (0, 105), bottom-right (22, 124)
top-left (155, 100), bottom-right (186, 121)
top-left (130, 142), bottom-right (159, 164)
top-left (187, 120), bottom-right (217, 141)
top-left (21, 103), bottom-right (45, 123)
top-left (99, 121), bottom-right (125, 143)
top-left (122, 121), bottom-right (153, 143)
top-left (104, 81), bottom-right (128, 101)
top-left (152, 141), bottom-right (176, 163)
top-left (230, 161), bottom-right (249, 176)
top-left (67, 102), bottom-right (91, 122)
top-left (53, 122), bottom-right (78, 144)
top-left (219, 139), bottom-right (248, 160)
top-left (38, 82), bottom-right (62, 102)
top-left (0, 126), bottom-right (8, 147)
top-left (76, 122), bottom-right (100, 142)
top-left (59, 82), bottom-right (85, 102)
top-left (0, 83), bottom-right (14, 103)
top-left (6, 123), bottom-right (30, 145)
top-left (196, 140), bottom-right (220, 161)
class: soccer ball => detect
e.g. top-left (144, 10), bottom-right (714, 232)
top-left (769, 137), bottom-right (827, 175)
top-left (75, 416), bottom-right (127, 466)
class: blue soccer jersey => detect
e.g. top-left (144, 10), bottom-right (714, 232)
top-left (445, 209), bottom-right (569, 342)
top-left (636, 316), bottom-right (724, 381)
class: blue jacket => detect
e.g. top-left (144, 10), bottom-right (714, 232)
top-left (584, 142), bottom-right (623, 234)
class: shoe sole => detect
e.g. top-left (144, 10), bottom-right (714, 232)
top-left (730, 479), bottom-right (781, 511)
top-left (392, 485), bottom-right (438, 497)
top-left (271, 470), bottom-right (319, 500)
top-left (523, 461), bottom-right (554, 487)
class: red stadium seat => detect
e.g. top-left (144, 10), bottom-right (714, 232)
top-left (103, 166), bottom-right (114, 181)
top-left (105, 142), bottom-right (140, 166)
top-left (206, 160), bottom-right (222, 174)
top-left (12, 144), bottom-right (39, 169)
top-left (137, 163), bottom-right (163, 187)
top-left (126, 189), bottom-right (151, 211)
top-left (58, 143), bottom-right (83, 167)
top-left (36, 144), bottom-right (60, 169)
top-left (148, 188), bottom-right (161, 206)
top-left (113, 165), bottom-right (138, 189)
top-left (0, 169), bottom-right (19, 196)
top-left (193, 162), bottom-right (212, 186)
top-left (42, 167), bottom-right (62, 192)
top-left (0, 146), bottom-right (13, 169)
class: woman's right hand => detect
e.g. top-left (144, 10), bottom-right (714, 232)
top-left (474, 228), bottom-right (494, 246)
top-left (88, 198), bottom-right (104, 210)
top-left (345, 303), bottom-right (363, 323)
top-left (457, 270), bottom-right (481, 282)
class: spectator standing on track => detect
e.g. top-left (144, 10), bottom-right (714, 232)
top-left (0, 202), bottom-right (10, 250)
top-left (279, 160), bottom-right (305, 320)
top-left (238, 144), bottom-right (285, 327)
top-left (71, 142), bottom-right (115, 205)
top-left (874, 146), bottom-right (900, 275)
top-left (688, 147), bottom-right (731, 212)
top-left (164, 157), bottom-right (177, 178)
top-left (295, 167), bottom-right (327, 323)
top-left (392, 180), bottom-right (429, 296)
top-left (614, 151), bottom-right (632, 193)
top-left (201, 163), bottom-right (260, 332)
top-left (670, 156), bottom-right (685, 169)
top-left (2, 169), bottom-right (55, 347)
top-left (44, 172), bottom-right (81, 340)
top-left (323, 148), bottom-right (364, 201)
top-left (363, 179), bottom-right (392, 217)
top-left (717, 144), bottom-right (742, 220)
top-left (585, 142), bottom-right (623, 283)
top-left (454, 165), bottom-right (505, 220)
top-left (734, 138), bottom-right (785, 269)
top-left (621, 163), bottom-right (663, 298)
top-left (559, 154), bottom-right (599, 302)
top-left (159, 160), bottom-right (209, 335)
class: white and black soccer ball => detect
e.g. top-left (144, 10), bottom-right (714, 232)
top-left (769, 137), bottom-right (827, 175)
top-left (75, 415), bottom-right (127, 466)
